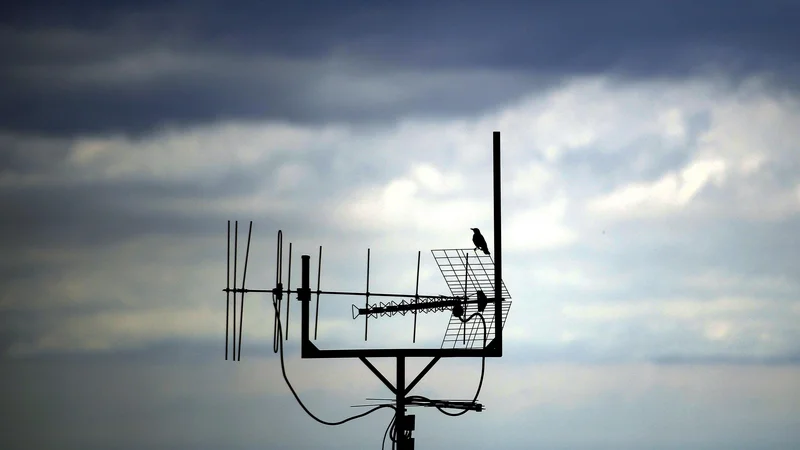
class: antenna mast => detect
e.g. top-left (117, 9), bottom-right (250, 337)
top-left (221, 132), bottom-right (510, 449)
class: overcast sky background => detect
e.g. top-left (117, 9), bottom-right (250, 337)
top-left (3, 1), bottom-right (800, 449)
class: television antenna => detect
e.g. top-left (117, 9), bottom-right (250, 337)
top-left (222, 132), bottom-right (512, 449)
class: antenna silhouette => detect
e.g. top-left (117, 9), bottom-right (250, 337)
top-left (221, 131), bottom-right (512, 449)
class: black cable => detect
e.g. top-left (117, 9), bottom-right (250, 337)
top-left (391, 417), bottom-right (397, 450)
top-left (269, 290), bottom-right (486, 444)
top-left (407, 312), bottom-right (487, 417)
top-left (271, 292), bottom-right (395, 426)
top-left (382, 415), bottom-right (395, 450)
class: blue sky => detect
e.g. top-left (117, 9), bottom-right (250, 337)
top-left (3, 1), bottom-right (800, 449)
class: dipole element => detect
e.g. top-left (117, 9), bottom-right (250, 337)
top-left (224, 220), bottom-right (253, 362)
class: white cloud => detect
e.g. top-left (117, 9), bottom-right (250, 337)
top-left (587, 157), bottom-right (728, 217)
top-left (333, 166), bottom-right (489, 234)
top-left (64, 121), bottom-right (347, 182)
top-left (657, 108), bottom-right (689, 142)
top-left (586, 79), bottom-right (800, 222)
top-left (410, 163), bottom-right (465, 194)
top-left (704, 320), bottom-right (733, 341)
top-left (505, 197), bottom-right (576, 251)
top-left (508, 160), bottom-right (555, 199)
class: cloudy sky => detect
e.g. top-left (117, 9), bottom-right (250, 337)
top-left (3, 1), bottom-right (800, 449)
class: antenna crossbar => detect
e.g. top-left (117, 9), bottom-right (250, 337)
top-left (223, 288), bottom-right (432, 299)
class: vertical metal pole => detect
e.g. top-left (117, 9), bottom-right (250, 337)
top-left (395, 356), bottom-right (406, 450)
top-left (493, 131), bottom-right (503, 356)
top-left (300, 255), bottom-right (310, 357)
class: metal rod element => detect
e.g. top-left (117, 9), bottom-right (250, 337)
top-left (273, 231), bottom-right (284, 348)
top-left (314, 246), bottom-right (322, 340)
top-left (232, 220), bottom-right (238, 361)
top-left (359, 357), bottom-right (397, 395)
top-left (493, 130), bottom-right (503, 355)
top-left (224, 288), bottom-right (445, 299)
top-left (225, 220), bottom-right (230, 361)
top-left (463, 253), bottom-right (469, 345)
top-left (285, 242), bottom-right (292, 341)
top-left (413, 251), bottom-right (420, 343)
top-left (278, 232), bottom-right (283, 288)
top-left (404, 356), bottom-right (440, 396)
top-left (364, 248), bottom-right (370, 341)
top-left (237, 221), bottom-right (252, 361)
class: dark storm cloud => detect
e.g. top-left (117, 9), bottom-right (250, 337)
top-left (0, 178), bottom-right (243, 249)
top-left (0, 134), bottom-right (74, 173)
top-left (0, 49), bottom-right (546, 136)
top-left (3, 0), bottom-right (799, 135)
top-left (0, 134), bottom-right (343, 251)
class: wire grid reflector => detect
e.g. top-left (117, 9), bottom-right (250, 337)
top-left (431, 249), bottom-right (513, 349)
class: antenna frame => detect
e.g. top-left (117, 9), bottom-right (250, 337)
top-left (295, 130), bottom-right (504, 359)
top-left (221, 132), bottom-right (506, 450)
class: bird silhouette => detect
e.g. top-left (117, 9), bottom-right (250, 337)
top-left (471, 228), bottom-right (490, 255)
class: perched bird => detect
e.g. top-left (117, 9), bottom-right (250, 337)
top-left (471, 228), bottom-right (490, 255)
